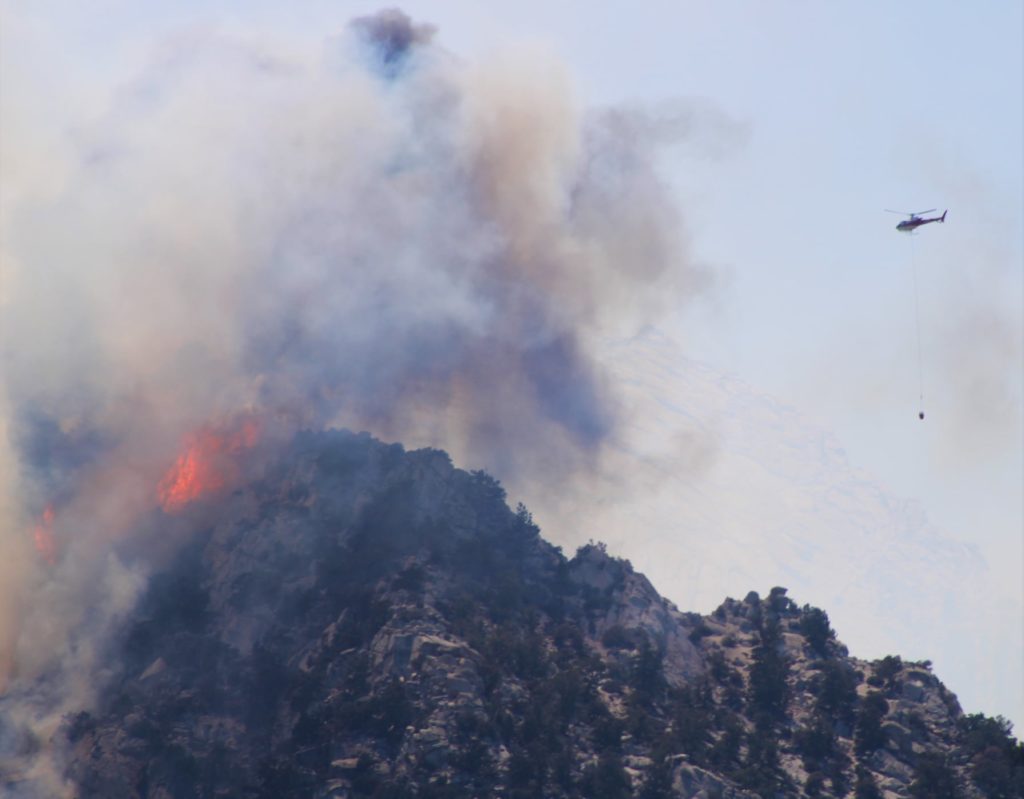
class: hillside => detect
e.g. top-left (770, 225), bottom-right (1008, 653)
top-left (4, 429), bottom-right (1020, 798)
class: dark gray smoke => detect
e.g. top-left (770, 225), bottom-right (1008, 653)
top-left (0, 10), bottom-right (716, 792)
top-left (351, 7), bottom-right (436, 74)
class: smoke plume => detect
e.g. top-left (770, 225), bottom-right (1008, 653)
top-left (0, 8), bottom-right (712, 789)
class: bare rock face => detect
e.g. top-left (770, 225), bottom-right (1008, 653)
top-left (11, 430), bottom-right (1021, 798)
top-left (568, 544), bottom-right (704, 686)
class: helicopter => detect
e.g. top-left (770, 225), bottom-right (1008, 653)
top-left (885, 208), bottom-right (947, 233)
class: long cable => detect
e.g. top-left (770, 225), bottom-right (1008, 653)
top-left (910, 233), bottom-right (925, 419)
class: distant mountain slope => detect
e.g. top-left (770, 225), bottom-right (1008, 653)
top-left (4, 429), bottom-right (1017, 798)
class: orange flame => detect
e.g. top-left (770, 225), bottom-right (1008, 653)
top-left (158, 418), bottom-right (261, 512)
top-left (33, 505), bottom-right (57, 565)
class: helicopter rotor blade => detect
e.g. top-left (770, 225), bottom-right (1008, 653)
top-left (884, 209), bottom-right (913, 215)
top-left (913, 209), bottom-right (937, 215)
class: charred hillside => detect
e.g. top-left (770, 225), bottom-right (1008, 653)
top-left (35, 430), bottom-right (1023, 798)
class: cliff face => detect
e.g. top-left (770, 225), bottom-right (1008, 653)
top-left (24, 431), bottom-right (1022, 797)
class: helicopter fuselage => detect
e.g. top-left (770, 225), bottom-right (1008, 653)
top-left (896, 210), bottom-right (946, 232)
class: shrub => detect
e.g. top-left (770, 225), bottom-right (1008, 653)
top-left (670, 682), bottom-right (714, 762)
top-left (593, 714), bottom-right (625, 752)
top-left (708, 713), bottom-right (744, 769)
top-left (373, 677), bottom-right (412, 744)
top-left (804, 770), bottom-right (826, 797)
top-left (601, 624), bottom-right (635, 650)
top-left (768, 586), bottom-right (794, 614)
top-left (748, 616), bottom-right (789, 723)
top-left (959, 713), bottom-right (1024, 798)
top-left (874, 655), bottom-right (902, 686)
top-left (631, 639), bottom-right (665, 701)
top-left (814, 660), bottom-right (857, 727)
top-left (639, 754), bottom-right (673, 799)
top-left (799, 605), bottom-right (834, 656)
top-left (579, 753), bottom-right (632, 799)
top-left (854, 692), bottom-right (889, 754)
top-left (688, 622), bottom-right (713, 643)
top-left (960, 713), bottom-right (1015, 755)
top-left (795, 719), bottom-right (834, 765)
top-left (708, 650), bottom-right (732, 684)
top-left (736, 728), bottom-right (786, 796)
top-left (854, 766), bottom-right (883, 799)
top-left (909, 751), bottom-right (958, 799)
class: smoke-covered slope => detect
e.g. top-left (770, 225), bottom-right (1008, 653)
top-left (4, 429), bottom-right (1019, 798)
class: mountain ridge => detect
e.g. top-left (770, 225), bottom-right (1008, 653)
top-left (3, 428), bottom-right (1020, 798)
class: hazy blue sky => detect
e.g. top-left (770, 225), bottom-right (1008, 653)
top-left (3, 0), bottom-right (1021, 726)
